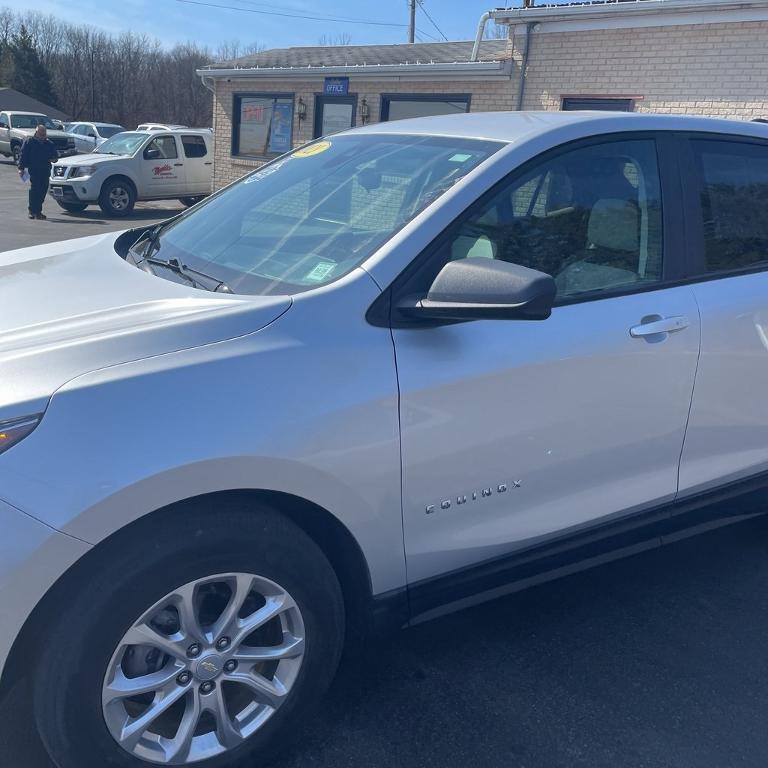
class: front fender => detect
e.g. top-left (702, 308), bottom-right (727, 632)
top-left (0, 273), bottom-right (405, 595)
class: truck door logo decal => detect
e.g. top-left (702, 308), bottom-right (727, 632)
top-left (153, 164), bottom-right (173, 177)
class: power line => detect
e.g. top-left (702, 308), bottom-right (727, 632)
top-left (174, 0), bottom-right (409, 28)
top-left (414, 27), bottom-right (440, 43)
top-left (416, 0), bottom-right (448, 42)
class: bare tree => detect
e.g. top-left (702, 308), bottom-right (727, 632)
top-left (214, 39), bottom-right (265, 63)
top-left (318, 33), bottom-right (353, 46)
top-left (484, 23), bottom-right (509, 40)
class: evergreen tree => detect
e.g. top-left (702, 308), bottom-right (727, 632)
top-left (8, 25), bottom-right (57, 106)
top-left (0, 40), bottom-right (14, 87)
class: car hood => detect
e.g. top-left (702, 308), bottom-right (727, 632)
top-left (55, 153), bottom-right (126, 167)
top-left (14, 128), bottom-right (72, 141)
top-left (0, 232), bottom-right (291, 421)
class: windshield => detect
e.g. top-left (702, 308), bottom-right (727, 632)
top-left (10, 114), bottom-right (57, 130)
top-left (139, 134), bottom-right (503, 295)
top-left (96, 132), bottom-right (147, 155)
top-left (98, 125), bottom-right (125, 138)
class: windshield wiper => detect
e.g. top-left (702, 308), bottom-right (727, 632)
top-left (143, 255), bottom-right (234, 294)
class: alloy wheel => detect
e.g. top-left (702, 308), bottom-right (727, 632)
top-left (109, 186), bottom-right (130, 211)
top-left (101, 572), bottom-right (306, 765)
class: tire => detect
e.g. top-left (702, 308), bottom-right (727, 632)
top-left (11, 144), bottom-right (21, 165)
top-left (57, 201), bottom-right (88, 213)
top-left (33, 502), bottom-right (345, 768)
top-left (99, 177), bottom-right (136, 217)
top-left (179, 196), bottom-right (205, 208)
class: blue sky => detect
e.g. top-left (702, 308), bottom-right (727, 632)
top-left (0, 0), bottom-right (569, 50)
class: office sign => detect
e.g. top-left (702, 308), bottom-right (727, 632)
top-left (324, 77), bottom-right (350, 96)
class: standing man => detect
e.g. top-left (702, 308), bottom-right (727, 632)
top-left (17, 124), bottom-right (58, 220)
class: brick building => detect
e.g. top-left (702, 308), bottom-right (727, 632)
top-left (197, 0), bottom-right (768, 189)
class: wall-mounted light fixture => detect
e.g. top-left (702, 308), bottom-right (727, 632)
top-left (297, 97), bottom-right (307, 122)
top-left (360, 98), bottom-right (370, 125)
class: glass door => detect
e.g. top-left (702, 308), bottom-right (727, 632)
top-left (313, 96), bottom-right (357, 138)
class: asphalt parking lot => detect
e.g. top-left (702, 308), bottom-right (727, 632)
top-left (0, 157), bottom-right (183, 253)
top-left (4, 516), bottom-right (768, 768)
top-left (3, 157), bottom-right (768, 768)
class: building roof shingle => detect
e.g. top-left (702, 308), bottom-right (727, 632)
top-left (214, 39), bottom-right (509, 70)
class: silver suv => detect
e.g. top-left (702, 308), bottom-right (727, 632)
top-left (0, 111), bottom-right (76, 163)
top-left (1, 112), bottom-right (768, 768)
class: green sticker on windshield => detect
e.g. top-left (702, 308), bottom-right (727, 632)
top-left (449, 153), bottom-right (472, 162)
top-left (306, 262), bottom-right (336, 282)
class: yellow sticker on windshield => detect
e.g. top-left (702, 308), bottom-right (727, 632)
top-left (293, 141), bottom-right (332, 158)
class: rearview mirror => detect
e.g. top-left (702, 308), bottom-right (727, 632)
top-left (144, 148), bottom-right (161, 160)
top-left (401, 259), bottom-right (556, 322)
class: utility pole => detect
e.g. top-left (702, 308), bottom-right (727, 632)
top-left (408, 0), bottom-right (416, 43)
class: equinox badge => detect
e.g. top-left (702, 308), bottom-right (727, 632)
top-left (425, 481), bottom-right (521, 514)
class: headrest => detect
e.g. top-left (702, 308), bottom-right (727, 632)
top-left (587, 198), bottom-right (639, 253)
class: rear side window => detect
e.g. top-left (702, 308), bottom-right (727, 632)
top-left (182, 135), bottom-right (207, 158)
top-left (692, 140), bottom-right (768, 273)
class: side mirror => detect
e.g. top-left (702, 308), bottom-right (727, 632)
top-left (401, 259), bottom-right (556, 322)
top-left (144, 148), bottom-right (161, 160)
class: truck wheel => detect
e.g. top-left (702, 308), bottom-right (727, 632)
top-left (179, 196), bottom-right (205, 207)
top-left (57, 202), bottom-right (88, 213)
top-left (33, 502), bottom-right (345, 768)
top-left (99, 178), bottom-right (136, 217)
top-left (11, 144), bottom-right (21, 165)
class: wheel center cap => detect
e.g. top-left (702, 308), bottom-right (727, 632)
top-left (194, 653), bottom-right (224, 682)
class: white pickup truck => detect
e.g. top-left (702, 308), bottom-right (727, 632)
top-left (48, 129), bottom-right (212, 215)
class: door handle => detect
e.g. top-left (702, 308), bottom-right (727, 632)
top-left (630, 315), bottom-right (690, 338)
top-left (204, 161), bottom-right (213, 165)
top-left (174, 163), bottom-right (183, 167)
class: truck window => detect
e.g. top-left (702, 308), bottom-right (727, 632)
top-left (182, 135), bottom-right (207, 159)
top-left (146, 136), bottom-right (178, 159)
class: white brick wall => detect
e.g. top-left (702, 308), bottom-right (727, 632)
top-left (515, 21), bottom-right (768, 117)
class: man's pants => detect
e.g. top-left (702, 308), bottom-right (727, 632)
top-left (28, 173), bottom-right (49, 215)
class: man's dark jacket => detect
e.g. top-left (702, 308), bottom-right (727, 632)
top-left (18, 137), bottom-right (58, 176)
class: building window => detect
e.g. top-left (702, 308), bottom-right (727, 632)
top-left (233, 94), bottom-right (294, 158)
top-left (381, 94), bottom-right (471, 122)
top-left (561, 97), bottom-right (635, 112)
top-left (313, 96), bottom-right (357, 139)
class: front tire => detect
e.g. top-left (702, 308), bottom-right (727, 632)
top-left (99, 177), bottom-right (136, 216)
top-left (11, 144), bottom-right (21, 165)
top-left (33, 502), bottom-right (345, 768)
top-left (57, 201), bottom-right (88, 213)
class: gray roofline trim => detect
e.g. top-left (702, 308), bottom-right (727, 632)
top-left (196, 61), bottom-right (513, 81)
top-left (492, 0), bottom-right (768, 27)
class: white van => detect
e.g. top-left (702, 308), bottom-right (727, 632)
top-left (48, 129), bottom-right (212, 215)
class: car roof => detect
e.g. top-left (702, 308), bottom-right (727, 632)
top-left (131, 128), bottom-right (211, 136)
top-left (6, 111), bottom-right (47, 117)
top-left (350, 111), bottom-right (768, 143)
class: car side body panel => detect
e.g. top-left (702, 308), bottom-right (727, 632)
top-left (0, 269), bottom-right (406, 601)
top-left (680, 272), bottom-right (768, 493)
